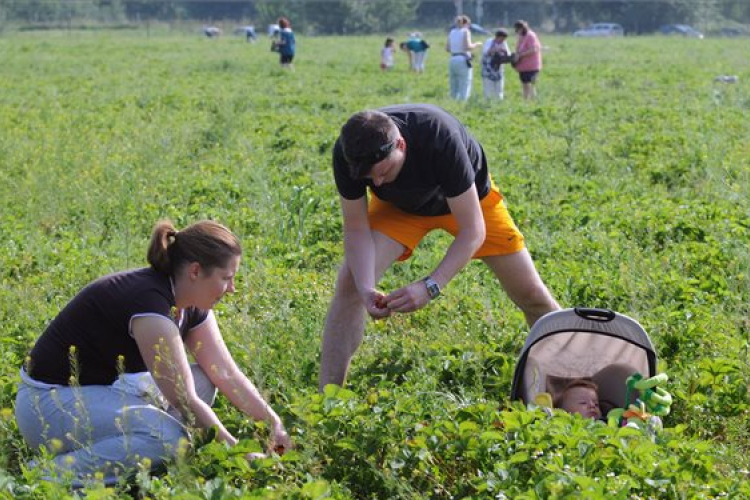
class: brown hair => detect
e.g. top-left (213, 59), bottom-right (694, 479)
top-left (553, 378), bottom-right (599, 408)
top-left (514, 20), bottom-right (530, 35)
top-left (147, 220), bottom-right (242, 276)
top-left (278, 17), bottom-right (291, 29)
top-left (340, 110), bottom-right (399, 179)
top-left (455, 15), bottom-right (471, 27)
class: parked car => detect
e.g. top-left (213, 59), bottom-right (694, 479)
top-left (719, 27), bottom-right (746, 37)
top-left (658, 24), bottom-right (704, 39)
top-left (573, 23), bottom-right (624, 37)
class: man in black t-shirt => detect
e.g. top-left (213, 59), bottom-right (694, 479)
top-left (319, 104), bottom-right (560, 390)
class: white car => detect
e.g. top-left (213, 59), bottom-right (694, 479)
top-left (573, 23), bottom-right (624, 37)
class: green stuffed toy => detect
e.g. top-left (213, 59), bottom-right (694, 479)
top-left (607, 372), bottom-right (673, 438)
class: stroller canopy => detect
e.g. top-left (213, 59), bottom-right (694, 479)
top-left (511, 308), bottom-right (657, 413)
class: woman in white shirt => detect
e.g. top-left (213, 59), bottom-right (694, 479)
top-left (445, 15), bottom-right (482, 100)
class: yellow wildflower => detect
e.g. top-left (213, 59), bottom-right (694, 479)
top-left (49, 438), bottom-right (63, 452)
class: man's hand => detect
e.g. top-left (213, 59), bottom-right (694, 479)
top-left (363, 289), bottom-right (392, 319)
top-left (383, 280), bottom-right (431, 313)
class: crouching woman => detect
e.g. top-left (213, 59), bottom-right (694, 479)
top-left (15, 220), bottom-right (291, 486)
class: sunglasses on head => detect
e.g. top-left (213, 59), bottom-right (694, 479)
top-left (350, 139), bottom-right (397, 170)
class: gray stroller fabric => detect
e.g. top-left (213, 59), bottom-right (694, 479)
top-left (511, 308), bottom-right (657, 413)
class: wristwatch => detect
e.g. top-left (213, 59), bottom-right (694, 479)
top-left (422, 276), bottom-right (441, 300)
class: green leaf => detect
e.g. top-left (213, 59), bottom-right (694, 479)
top-left (509, 451), bottom-right (530, 464)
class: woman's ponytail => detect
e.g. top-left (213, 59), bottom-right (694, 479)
top-left (147, 220), bottom-right (177, 275)
top-left (146, 219), bottom-right (241, 276)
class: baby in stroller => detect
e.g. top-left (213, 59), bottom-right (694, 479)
top-left (511, 308), bottom-right (671, 431)
top-left (555, 378), bottom-right (602, 420)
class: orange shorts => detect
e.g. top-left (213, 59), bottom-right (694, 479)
top-left (368, 184), bottom-right (525, 261)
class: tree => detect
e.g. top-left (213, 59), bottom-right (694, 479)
top-left (254, 0), bottom-right (307, 30)
top-left (254, 0), bottom-right (417, 35)
top-left (124, 0), bottom-right (182, 23)
top-left (367, 0), bottom-right (419, 33)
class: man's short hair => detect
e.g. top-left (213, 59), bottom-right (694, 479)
top-left (495, 29), bottom-right (508, 38)
top-left (340, 110), bottom-right (399, 179)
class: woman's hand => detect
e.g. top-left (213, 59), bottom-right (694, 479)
top-left (270, 422), bottom-right (293, 455)
top-left (243, 423), bottom-right (292, 462)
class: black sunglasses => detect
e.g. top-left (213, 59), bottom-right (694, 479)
top-left (349, 139), bottom-right (398, 170)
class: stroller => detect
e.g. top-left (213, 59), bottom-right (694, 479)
top-left (511, 307), bottom-right (657, 416)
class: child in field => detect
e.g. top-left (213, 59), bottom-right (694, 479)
top-left (554, 379), bottom-right (602, 419)
top-left (381, 38), bottom-right (395, 71)
top-left (274, 17), bottom-right (295, 69)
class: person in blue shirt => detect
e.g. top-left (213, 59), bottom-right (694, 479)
top-left (404, 32), bottom-right (430, 73)
top-left (274, 17), bottom-right (296, 69)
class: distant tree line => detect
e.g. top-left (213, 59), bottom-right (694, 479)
top-left (1, 0), bottom-right (749, 34)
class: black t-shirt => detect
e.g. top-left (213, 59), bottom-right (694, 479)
top-left (26, 267), bottom-right (209, 386)
top-left (333, 104), bottom-right (491, 216)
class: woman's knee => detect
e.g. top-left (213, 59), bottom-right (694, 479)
top-left (124, 405), bottom-right (187, 450)
top-left (159, 420), bottom-right (189, 456)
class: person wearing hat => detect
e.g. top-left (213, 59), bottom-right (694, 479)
top-left (319, 103), bottom-right (560, 390)
top-left (404, 31), bottom-right (430, 73)
top-left (481, 29), bottom-right (511, 100)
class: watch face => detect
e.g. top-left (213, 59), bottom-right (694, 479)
top-left (424, 277), bottom-right (440, 299)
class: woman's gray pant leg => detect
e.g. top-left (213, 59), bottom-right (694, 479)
top-left (14, 365), bottom-right (215, 486)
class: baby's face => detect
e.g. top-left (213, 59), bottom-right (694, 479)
top-left (561, 387), bottom-right (601, 419)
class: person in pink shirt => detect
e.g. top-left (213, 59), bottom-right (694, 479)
top-left (513, 20), bottom-right (542, 100)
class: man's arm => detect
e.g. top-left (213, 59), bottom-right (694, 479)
top-left (341, 196), bottom-right (391, 318)
top-left (384, 185), bottom-right (486, 312)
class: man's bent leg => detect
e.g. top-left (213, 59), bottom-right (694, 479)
top-left (319, 232), bottom-right (405, 391)
top-left (482, 249), bottom-right (560, 327)
top-left (318, 264), bottom-right (367, 391)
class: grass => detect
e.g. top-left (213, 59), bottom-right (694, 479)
top-left (1, 29), bottom-right (750, 498)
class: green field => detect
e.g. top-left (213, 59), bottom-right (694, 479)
top-left (1, 29), bottom-right (750, 498)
